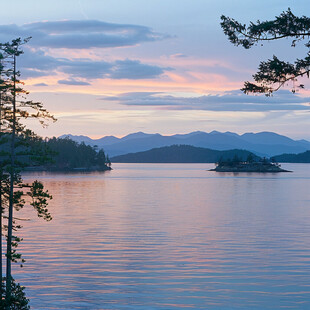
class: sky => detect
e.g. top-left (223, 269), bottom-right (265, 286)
top-left (0, 0), bottom-right (309, 139)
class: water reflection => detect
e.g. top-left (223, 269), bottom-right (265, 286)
top-left (13, 163), bottom-right (310, 309)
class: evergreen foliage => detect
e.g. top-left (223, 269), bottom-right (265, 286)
top-left (43, 137), bottom-right (111, 170)
top-left (0, 279), bottom-right (29, 309)
top-left (0, 38), bottom-right (55, 308)
top-left (274, 150), bottom-right (310, 162)
top-left (221, 8), bottom-right (310, 95)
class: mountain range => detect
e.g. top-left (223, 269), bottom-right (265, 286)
top-left (59, 131), bottom-right (310, 157)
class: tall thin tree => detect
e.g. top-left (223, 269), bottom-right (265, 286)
top-left (0, 38), bottom-right (55, 308)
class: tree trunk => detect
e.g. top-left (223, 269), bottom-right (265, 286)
top-left (0, 172), bottom-right (2, 298)
top-left (0, 83), bottom-right (3, 297)
top-left (6, 54), bottom-right (16, 307)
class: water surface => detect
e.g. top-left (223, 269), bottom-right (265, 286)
top-left (14, 163), bottom-right (310, 309)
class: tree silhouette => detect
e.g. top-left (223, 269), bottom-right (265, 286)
top-left (0, 38), bottom-right (55, 308)
top-left (43, 137), bottom-right (111, 170)
top-left (221, 8), bottom-right (310, 95)
top-left (247, 153), bottom-right (254, 163)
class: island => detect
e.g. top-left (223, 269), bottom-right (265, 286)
top-left (210, 155), bottom-right (291, 172)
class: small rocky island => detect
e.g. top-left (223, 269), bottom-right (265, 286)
top-left (210, 155), bottom-right (291, 173)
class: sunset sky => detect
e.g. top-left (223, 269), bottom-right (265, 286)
top-left (1, 0), bottom-right (309, 139)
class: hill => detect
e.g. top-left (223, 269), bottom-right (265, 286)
top-left (274, 150), bottom-right (310, 163)
top-left (60, 131), bottom-right (310, 157)
top-left (111, 145), bottom-right (259, 163)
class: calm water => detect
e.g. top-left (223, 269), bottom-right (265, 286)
top-left (12, 163), bottom-right (310, 309)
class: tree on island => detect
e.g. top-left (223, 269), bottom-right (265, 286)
top-left (246, 153), bottom-right (254, 163)
top-left (0, 38), bottom-right (55, 308)
top-left (232, 154), bottom-right (242, 165)
top-left (221, 8), bottom-right (310, 95)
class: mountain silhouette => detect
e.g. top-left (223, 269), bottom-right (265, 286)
top-left (59, 131), bottom-right (310, 157)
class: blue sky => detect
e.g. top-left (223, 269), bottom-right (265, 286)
top-left (1, 0), bottom-right (309, 139)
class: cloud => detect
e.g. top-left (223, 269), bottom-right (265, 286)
top-left (102, 92), bottom-right (162, 100)
top-left (18, 50), bottom-right (113, 79)
top-left (33, 83), bottom-right (48, 87)
top-left (21, 68), bottom-right (53, 79)
top-left (17, 48), bottom-right (168, 80)
top-left (58, 79), bottom-right (91, 86)
top-left (109, 60), bottom-right (171, 80)
top-left (18, 49), bottom-right (60, 78)
top-left (0, 20), bottom-right (168, 49)
top-left (170, 53), bottom-right (188, 58)
top-left (0, 20), bottom-right (171, 81)
top-left (60, 59), bottom-right (113, 79)
top-left (99, 90), bottom-right (310, 112)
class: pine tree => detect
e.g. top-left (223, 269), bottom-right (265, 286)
top-left (221, 8), bottom-right (310, 95)
top-left (0, 38), bottom-right (55, 308)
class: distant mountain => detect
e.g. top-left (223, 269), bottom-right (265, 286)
top-left (95, 136), bottom-right (120, 145)
top-left (59, 131), bottom-right (310, 157)
top-left (241, 132), bottom-right (295, 145)
top-left (111, 145), bottom-right (259, 163)
top-left (59, 134), bottom-right (94, 144)
top-left (274, 150), bottom-right (310, 163)
top-left (296, 139), bottom-right (310, 149)
top-left (120, 132), bottom-right (159, 141)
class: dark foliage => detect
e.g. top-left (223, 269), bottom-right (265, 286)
top-left (221, 8), bottom-right (310, 95)
top-left (0, 38), bottom-right (55, 307)
top-left (274, 150), bottom-right (310, 162)
top-left (37, 137), bottom-right (111, 170)
top-left (0, 278), bottom-right (29, 309)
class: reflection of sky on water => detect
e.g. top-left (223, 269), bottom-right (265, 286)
top-left (13, 163), bottom-right (310, 309)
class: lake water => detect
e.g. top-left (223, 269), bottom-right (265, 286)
top-left (13, 163), bottom-right (310, 309)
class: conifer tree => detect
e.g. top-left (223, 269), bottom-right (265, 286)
top-left (0, 38), bottom-right (55, 308)
top-left (221, 8), bottom-right (310, 95)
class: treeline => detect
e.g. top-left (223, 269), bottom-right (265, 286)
top-left (274, 150), bottom-right (310, 163)
top-left (46, 137), bottom-right (111, 170)
top-left (24, 136), bottom-right (111, 171)
top-left (217, 153), bottom-right (260, 166)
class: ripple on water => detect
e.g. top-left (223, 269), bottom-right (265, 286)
top-left (12, 163), bottom-right (310, 309)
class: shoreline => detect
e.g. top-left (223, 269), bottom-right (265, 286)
top-left (24, 166), bottom-right (112, 172)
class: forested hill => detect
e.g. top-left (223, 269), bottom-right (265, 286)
top-left (27, 137), bottom-right (111, 171)
top-left (274, 151), bottom-right (310, 163)
top-left (111, 145), bottom-right (259, 163)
